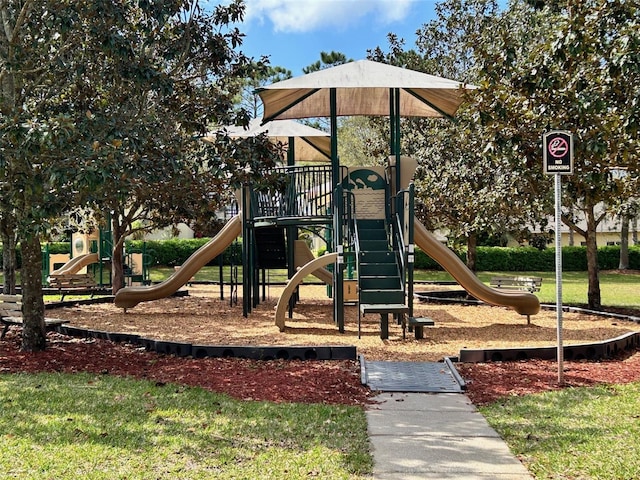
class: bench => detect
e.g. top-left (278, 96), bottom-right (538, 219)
top-left (490, 276), bottom-right (543, 294)
top-left (360, 303), bottom-right (409, 340)
top-left (0, 294), bottom-right (68, 339)
top-left (47, 273), bottom-right (98, 300)
top-left (407, 317), bottom-right (435, 340)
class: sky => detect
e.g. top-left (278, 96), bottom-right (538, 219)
top-left (226, 0), bottom-right (441, 76)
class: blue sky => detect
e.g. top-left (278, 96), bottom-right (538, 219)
top-left (227, 0), bottom-right (441, 76)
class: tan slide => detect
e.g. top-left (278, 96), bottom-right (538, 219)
top-left (293, 240), bottom-right (333, 285)
top-left (50, 253), bottom-right (99, 275)
top-left (275, 252), bottom-right (338, 331)
top-left (114, 215), bottom-right (242, 309)
top-left (413, 219), bottom-right (540, 317)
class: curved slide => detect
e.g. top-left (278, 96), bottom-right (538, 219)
top-left (114, 215), bottom-right (242, 309)
top-left (293, 240), bottom-right (333, 285)
top-left (50, 253), bottom-right (99, 276)
top-left (413, 220), bottom-right (540, 317)
top-left (275, 253), bottom-right (338, 331)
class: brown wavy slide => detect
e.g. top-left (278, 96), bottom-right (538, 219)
top-left (114, 215), bottom-right (242, 309)
top-left (413, 219), bottom-right (540, 317)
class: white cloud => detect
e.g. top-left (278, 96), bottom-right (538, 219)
top-left (244, 0), bottom-right (418, 33)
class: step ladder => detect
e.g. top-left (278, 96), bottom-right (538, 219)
top-left (356, 219), bottom-right (408, 339)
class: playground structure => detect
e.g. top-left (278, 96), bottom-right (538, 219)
top-left (43, 221), bottom-right (151, 289)
top-left (115, 158), bottom-right (540, 337)
top-left (113, 60), bottom-right (541, 338)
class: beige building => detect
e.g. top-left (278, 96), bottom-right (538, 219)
top-left (532, 215), bottom-right (638, 247)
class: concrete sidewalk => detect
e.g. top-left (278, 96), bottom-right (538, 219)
top-left (366, 392), bottom-right (533, 479)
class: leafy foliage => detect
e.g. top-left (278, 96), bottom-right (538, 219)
top-left (0, 0), bottom-right (280, 349)
top-left (368, 0), bottom-right (551, 270)
top-left (473, 0), bottom-right (640, 307)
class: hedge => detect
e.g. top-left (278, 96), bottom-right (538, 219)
top-left (1, 241), bottom-right (639, 271)
top-left (125, 239), bottom-right (242, 267)
top-left (414, 244), bottom-right (640, 271)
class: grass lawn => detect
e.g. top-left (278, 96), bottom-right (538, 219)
top-left (480, 382), bottom-right (640, 479)
top-left (391, 269), bottom-right (640, 309)
top-left (0, 373), bottom-right (372, 480)
top-left (148, 266), bottom-right (640, 310)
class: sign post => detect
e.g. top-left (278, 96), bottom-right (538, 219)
top-left (543, 130), bottom-right (574, 386)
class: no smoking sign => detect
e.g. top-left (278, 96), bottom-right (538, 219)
top-left (543, 130), bottom-right (573, 174)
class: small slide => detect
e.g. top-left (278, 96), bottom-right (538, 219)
top-left (275, 253), bottom-right (338, 331)
top-left (293, 240), bottom-right (333, 285)
top-left (114, 215), bottom-right (242, 309)
top-left (50, 253), bottom-right (99, 276)
top-left (413, 219), bottom-right (540, 317)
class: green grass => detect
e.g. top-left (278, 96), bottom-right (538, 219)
top-left (149, 266), bottom-right (640, 310)
top-left (480, 382), bottom-right (640, 479)
top-left (411, 269), bottom-right (640, 310)
top-left (0, 373), bottom-right (372, 479)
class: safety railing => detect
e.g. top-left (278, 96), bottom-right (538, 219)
top-left (250, 165), bottom-right (344, 222)
top-left (392, 183), bottom-right (415, 316)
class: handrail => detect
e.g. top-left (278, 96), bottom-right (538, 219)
top-left (391, 183), bottom-right (415, 317)
top-left (250, 165), bottom-right (347, 222)
top-left (394, 211), bottom-right (407, 278)
top-left (352, 202), bottom-right (363, 339)
top-left (341, 189), bottom-right (356, 249)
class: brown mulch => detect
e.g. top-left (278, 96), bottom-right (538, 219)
top-left (2, 284), bottom-right (640, 406)
top-left (0, 332), bottom-right (373, 406)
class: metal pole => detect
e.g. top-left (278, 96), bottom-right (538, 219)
top-left (554, 173), bottom-right (564, 385)
top-left (330, 88), bottom-right (344, 332)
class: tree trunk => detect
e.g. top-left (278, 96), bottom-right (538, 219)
top-left (466, 232), bottom-right (477, 273)
top-left (0, 218), bottom-right (17, 294)
top-left (568, 226), bottom-right (574, 246)
top-left (20, 234), bottom-right (46, 352)
top-left (111, 218), bottom-right (126, 295)
top-left (584, 206), bottom-right (601, 310)
top-left (619, 214), bottom-right (629, 270)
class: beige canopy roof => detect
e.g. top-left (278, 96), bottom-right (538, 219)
top-left (256, 59), bottom-right (472, 121)
top-left (215, 119), bottom-right (331, 162)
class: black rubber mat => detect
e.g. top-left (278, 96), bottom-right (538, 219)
top-left (361, 357), bottom-right (465, 393)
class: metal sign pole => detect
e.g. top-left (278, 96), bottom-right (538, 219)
top-left (543, 130), bottom-right (573, 386)
top-left (554, 173), bottom-right (564, 385)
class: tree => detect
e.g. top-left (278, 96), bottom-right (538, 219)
top-left (302, 51), bottom-right (353, 74)
top-left (0, 0), bottom-right (273, 351)
top-left (79, 1), bottom-right (284, 294)
top-left (611, 169), bottom-right (639, 270)
top-left (337, 117), bottom-right (386, 167)
top-left (474, 0), bottom-right (640, 308)
top-left (0, 217), bottom-right (17, 295)
top-left (0, 0), bottom-right (104, 351)
top-left (366, 0), bottom-right (550, 270)
top-left (239, 63), bottom-right (292, 119)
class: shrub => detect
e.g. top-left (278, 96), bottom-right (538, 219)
top-left (126, 239), bottom-right (242, 267)
top-left (20, 239), bottom-right (639, 272)
top-left (416, 244), bottom-right (640, 272)
top-left (47, 242), bottom-right (71, 255)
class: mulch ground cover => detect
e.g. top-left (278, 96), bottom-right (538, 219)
top-left (2, 284), bottom-right (640, 406)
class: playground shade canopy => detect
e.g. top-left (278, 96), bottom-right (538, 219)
top-left (256, 60), bottom-right (473, 121)
top-left (220, 119), bottom-right (331, 162)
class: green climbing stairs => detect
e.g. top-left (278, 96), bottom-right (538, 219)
top-left (356, 219), bottom-right (408, 339)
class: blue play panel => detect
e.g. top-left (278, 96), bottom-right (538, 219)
top-left (361, 357), bottom-right (465, 393)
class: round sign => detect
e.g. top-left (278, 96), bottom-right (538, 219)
top-left (548, 137), bottom-right (569, 158)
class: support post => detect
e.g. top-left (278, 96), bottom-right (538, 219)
top-left (554, 173), bottom-right (564, 385)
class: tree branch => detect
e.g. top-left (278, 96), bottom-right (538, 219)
top-left (561, 213), bottom-right (586, 238)
top-left (169, 0), bottom-right (197, 77)
top-left (9, 0), bottom-right (34, 44)
top-left (0, 0), bottom-right (13, 42)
